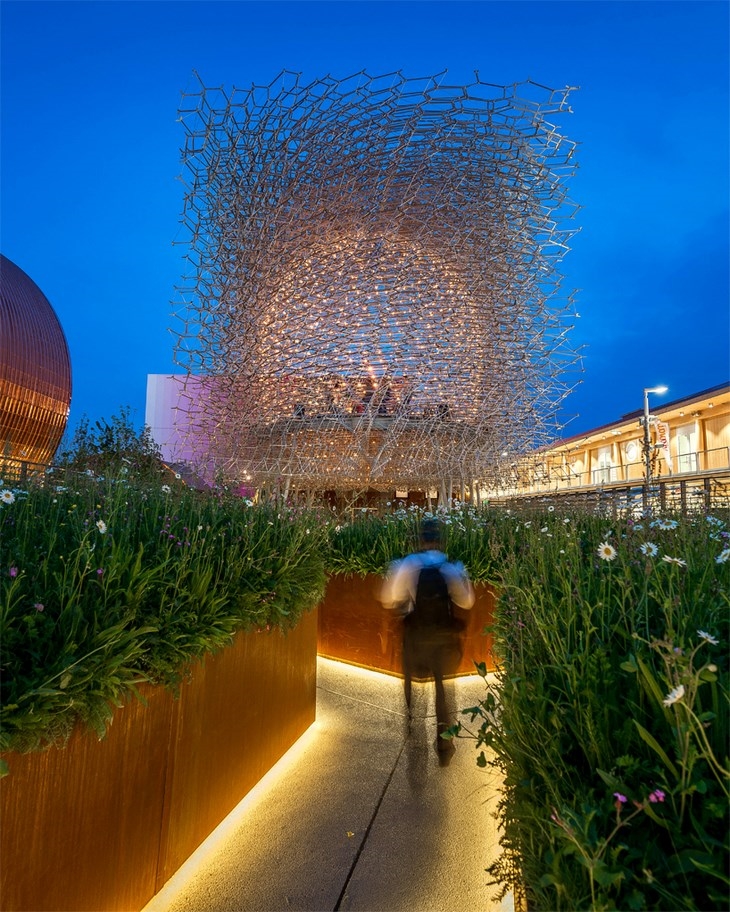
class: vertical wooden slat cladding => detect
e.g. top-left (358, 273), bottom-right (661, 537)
top-left (0, 682), bottom-right (174, 912)
top-left (317, 574), bottom-right (496, 677)
top-left (157, 610), bottom-right (319, 886)
top-left (0, 255), bottom-right (72, 465)
top-left (0, 614), bottom-right (318, 912)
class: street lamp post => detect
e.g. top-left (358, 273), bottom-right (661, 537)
top-left (642, 385), bottom-right (668, 512)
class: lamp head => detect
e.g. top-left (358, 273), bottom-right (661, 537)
top-left (644, 385), bottom-right (668, 395)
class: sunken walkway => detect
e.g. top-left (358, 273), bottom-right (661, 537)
top-left (143, 658), bottom-right (514, 912)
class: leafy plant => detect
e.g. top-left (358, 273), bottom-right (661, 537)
top-left (55, 406), bottom-right (165, 482)
top-left (327, 500), bottom-right (513, 582)
top-left (0, 476), bottom-right (328, 754)
top-left (449, 510), bottom-right (730, 910)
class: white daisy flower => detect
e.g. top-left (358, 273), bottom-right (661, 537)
top-left (662, 684), bottom-right (685, 707)
top-left (697, 630), bottom-right (719, 645)
top-left (662, 555), bottom-right (686, 567)
top-left (161, 484), bottom-right (171, 494)
top-left (96, 520), bottom-right (107, 534)
top-left (0, 490), bottom-right (15, 504)
top-left (654, 518), bottom-right (679, 530)
top-left (715, 549), bottom-right (730, 564)
top-left (597, 542), bottom-right (617, 561)
top-left (640, 542), bottom-right (658, 557)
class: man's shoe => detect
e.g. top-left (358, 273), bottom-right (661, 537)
top-left (436, 736), bottom-right (455, 766)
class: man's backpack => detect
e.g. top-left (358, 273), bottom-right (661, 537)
top-left (409, 563), bottom-right (456, 628)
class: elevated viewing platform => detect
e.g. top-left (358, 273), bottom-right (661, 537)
top-left (489, 383), bottom-right (730, 512)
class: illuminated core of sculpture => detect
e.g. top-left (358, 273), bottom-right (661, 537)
top-left (172, 71), bottom-right (580, 495)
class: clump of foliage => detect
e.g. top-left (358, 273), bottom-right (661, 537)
top-left (55, 406), bottom-right (166, 482)
top-left (451, 510), bottom-right (729, 911)
top-left (0, 467), bottom-right (327, 755)
top-left (327, 500), bottom-right (515, 582)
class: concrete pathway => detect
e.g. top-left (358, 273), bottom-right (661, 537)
top-left (143, 658), bottom-right (513, 912)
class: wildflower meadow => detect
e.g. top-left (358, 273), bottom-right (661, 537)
top-left (1, 427), bottom-right (728, 911)
top-left (452, 508), bottom-right (729, 911)
top-left (0, 471), bottom-right (328, 757)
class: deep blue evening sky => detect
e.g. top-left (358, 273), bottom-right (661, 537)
top-left (2, 0), bottom-right (728, 439)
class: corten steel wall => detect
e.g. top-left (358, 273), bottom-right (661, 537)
top-left (157, 611), bottom-right (319, 887)
top-left (0, 681), bottom-right (174, 912)
top-left (318, 574), bottom-right (496, 677)
top-left (0, 612), bottom-right (318, 912)
top-left (0, 255), bottom-right (72, 465)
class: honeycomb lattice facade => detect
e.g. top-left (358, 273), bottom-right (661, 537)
top-left (172, 71), bottom-right (580, 495)
top-left (0, 255), bottom-right (72, 469)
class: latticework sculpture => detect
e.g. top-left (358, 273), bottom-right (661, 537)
top-left (172, 71), bottom-right (580, 496)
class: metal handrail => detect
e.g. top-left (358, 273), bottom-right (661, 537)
top-left (517, 446), bottom-right (730, 493)
top-left (0, 457), bottom-right (50, 485)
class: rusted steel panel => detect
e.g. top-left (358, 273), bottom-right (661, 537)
top-left (0, 682), bottom-right (174, 912)
top-left (0, 614), bottom-right (319, 911)
top-left (317, 574), bottom-right (496, 677)
top-left (157, 609), bottom-right (318, 886)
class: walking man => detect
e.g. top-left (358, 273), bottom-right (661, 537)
top-left (380, 518), bottom-right (474, 756)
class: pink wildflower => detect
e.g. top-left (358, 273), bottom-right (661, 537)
top-left (34, 603), bottom-right (44, 612)
top-left (9, 566), bottom-right (18, 578)
top-left (649, 789), bottom-right (665, 803)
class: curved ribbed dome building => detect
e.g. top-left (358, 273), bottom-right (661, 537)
top-left (0, 255), bottom-right (72, 467)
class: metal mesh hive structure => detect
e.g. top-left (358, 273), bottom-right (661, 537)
top-left (172, 71), bottom-right (580, 494)
top-left (0, 255), bottom-right (72, 467)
